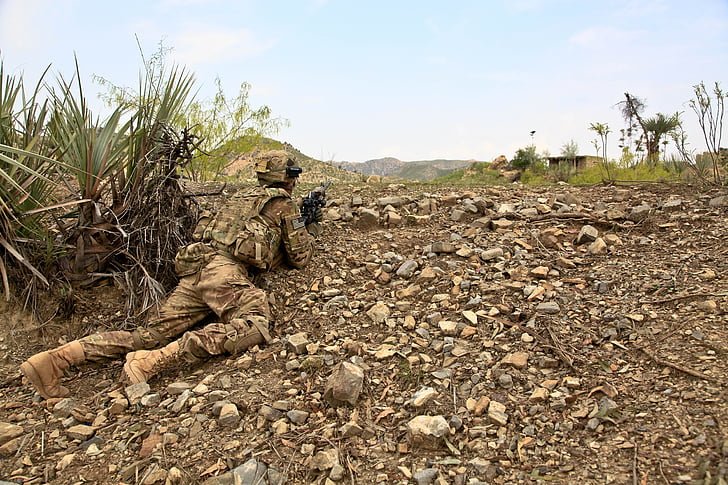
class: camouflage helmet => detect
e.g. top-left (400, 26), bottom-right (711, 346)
top-left (254, 150), bottom-right (302, 185)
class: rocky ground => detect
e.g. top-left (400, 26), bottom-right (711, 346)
top-left (1, 182), bottom-right (727, 485)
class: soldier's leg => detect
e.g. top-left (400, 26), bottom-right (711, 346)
top-left (181, 254), bottom-right (272, 359)
top-left (129, 273), bottom-right (212, 350)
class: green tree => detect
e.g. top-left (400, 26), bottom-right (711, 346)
top-left (511, 145), bottom-right (542, 170)
top-left (641, 112), bottom-right (680, 165)
top-left (589, 122), bottom-right (613, 181)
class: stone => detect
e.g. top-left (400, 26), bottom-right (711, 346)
top-left (67, 424), bottom-right (96, 441)
top-left (259, 404), bottom-right (284, 422)
top-left (358, 208), bottom-right (380, 225)
top-left (628, 204), bottom-right (651, 222)
top-left (411, 387), bottom-right (438, 408)
top-left (396, 260), bottom-right (419, 279)
top-left (536, 301), bottom-right (560, 314)
top-left (310, 448), bottom-right (339, 471)
top-left (697, 300), bottom-right (718, 313)
top-left (462, 310), bottom-right (478, 325)
top-left (125, 382), bottom-right (151, 405)
top-left (501, 352), bottom-right (529, 369)
top-left (366, 302), bottom-right (390, 324)
top-left (167, 382), bottom-right (192, 395)
top-left (230, 458), bottom-right (268, 485)
top-left (0, 422), bottom-right (23, 445)
top-left (438, 320), bottom-right (459, 336)
top-left (662, 199), bottom-right (683, 211)
top-left (377, 196), bottom-right (404, 208)
top-left (386, 212), bottom-right (402, 226)
top-left (52, 398), bottom-right (77, 419)
top-left (530, 266), bottom-right (549, 279)
top-left (588, 237), bottom-right (607, 254)
top-left (450, 209), bottom-right (467, 221)
top-left (487, 401), bottom-right (508, 426)
top-left (287, 410), bottom-right (310, 425)
top-left (407, 415), bottom-right (450, 449)
top-left (324, 362), bottom-right (364, 406)
top-left (141, 393), bottom-right (161, 407)
top-left (480, 248), bottom-right (504, 261)
top-left (575, 225), bottom-right (599, 245)
top-left (219, 402), bottom-right (240, 428)
top-left (708, 195), bottom-right (728, 207)
top-left (171, 389), bottom-right (192, 414)
top-left (287, 332), bottom-right (309, 354)
top-left (330, 463), bottom-right (345, 481)
top-left (529, 387), bottom-right (549, 401)
top-left (414, 468), bottom-right (439, 485)
top-left (431, 241), bottom-right (456, 253)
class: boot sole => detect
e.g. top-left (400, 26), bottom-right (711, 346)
top-left (20, 361), bottom-right (68, 400)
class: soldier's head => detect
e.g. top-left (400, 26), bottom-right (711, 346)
top-left (254, 150), bottom-right (302, 191)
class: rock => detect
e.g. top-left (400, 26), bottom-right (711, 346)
top-left (576, 224), bottom-right (599, 245)
top-left (171, 389), bottom-right (192, 414)
top-left (287, 410), bottom-right (310, 425)
top-left (141, 393), bottom-right (161, 407)
top-left (628, 204), bottom-right (651, 222)
top-left (310, 448), bottom-right (339, 471)
top-left (366, 302), bottom-right (390, 324)
top-left (536, 301), bottom-right (560, 314)
top-left (0, 422), bottom-right (23, 445)
top-left (125, 382), bottom-right (151, 405)
top-left (480, 248), bottom-right (504, 261)
top-left (396, 260), bottom-right (419, 279)
top-left (529, 387), bottom-right (549, 401)
top-left (386, 212), bottom-right (402, 226)
top-left (450, 209), bottom-right (467, 221)
top-left (501, 352), bottom-right (529, 369)
top-left (588, 237), bottom-right (607, 254)
top-left (287, 332), bottom-right (309, 354)
top-left (330, 463), bottom-right (345, 481)
top-left (462, 310), bottom-right (478, 325)
top-left (219, 402), bottom-right (240, 428)
top-left (377, 196), bottom-right (404, 208)
top-left (487, 401), bottom-right (508, 426)
top-left (438, 320), bottom-right (459, 336)
top-left (67, 424), bottom-right (96, 441)
top-left (0, 438), bottom-right (20, 457)
top-left (410, 387), bottom-right (438, 408)
top-left (530, 266), bottom-right (549, 279)
top-left (431, 241), bottom-right (456, 253)
top-left (259, 404), bottom-right (284, 422)
top-left (708, 195), bottom-right (728, 207)
top-left (697, 300), bottom-right (718, 313)
top-left (52, 398), bottom-right (77, 419)
top-left (414, 468), bottom-right (439, 485)
top-left (662, 199), bottom-right (683, 211)
top-left (109, 397), bottom-right (129, 415)
top-left (167, 382), bottom-right (192, 395)
top-left (230, 458), bottom-right (269, 485)
top-left (359, 208), bottom-right (380, 225)
top-left (323, 362), bottom-right (364, 406)
top-left (407, 415), bottom-right (450, 449)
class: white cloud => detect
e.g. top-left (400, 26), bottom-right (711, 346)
top-left (171, 26), bottom-right (275, 64)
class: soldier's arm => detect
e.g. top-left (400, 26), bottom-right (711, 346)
top-left (265, 197), bottom-right (313, 269)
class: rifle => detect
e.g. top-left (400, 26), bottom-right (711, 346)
top-left (301, 180), bottom-right (331, 227)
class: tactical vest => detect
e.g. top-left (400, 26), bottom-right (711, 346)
top-left (195, 187), bottom-right (289, 269)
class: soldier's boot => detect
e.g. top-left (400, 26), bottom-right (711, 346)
top-left (20, 341), bottom-right (86, 399)
top-left (122, 341), bottom-right (181, 384)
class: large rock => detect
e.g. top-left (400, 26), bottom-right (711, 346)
top-left (0, 422), bottom-right (23, 445)
top-left (575, 225), bottom-right (598, 245)
top-left (407, 415), bottom-right (450, 449)
top-left (396, 260), bottom-right (419, 279)
top-left (324, 362), bottom-right (364, 406)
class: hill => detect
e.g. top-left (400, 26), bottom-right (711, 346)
top-left (338, 157), bottom-right (477, 181)
top-left (2, 183), bottom-right (726, 484)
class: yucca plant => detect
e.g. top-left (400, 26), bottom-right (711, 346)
top-left (0, 62), bottom-right (59, 301)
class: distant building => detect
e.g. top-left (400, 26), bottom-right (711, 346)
top-left (547, 155), bottom-right (601, 171)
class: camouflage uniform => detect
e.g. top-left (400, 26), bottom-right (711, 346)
top-left (77, 186), bottom-right (313, 363)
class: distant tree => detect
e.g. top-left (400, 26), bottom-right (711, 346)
top-left (618, 93), bottom-right (680, 165)
top-left (672, 81), bottom-right (726, 185)
top-left (589, 122), bottom-right (613, 181)
top-left (560, 139), bottom-right (579, 158)
top-left (511, 145), bottom-right (542, 171)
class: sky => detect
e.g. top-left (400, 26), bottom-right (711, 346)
top-left (1, 0), bottom-right (727, 163)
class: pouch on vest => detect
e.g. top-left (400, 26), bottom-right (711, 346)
top-left (174, 242), bottom-right (216, 277)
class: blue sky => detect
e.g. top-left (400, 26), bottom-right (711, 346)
top-left (1, 0), bottom-right (726, 163)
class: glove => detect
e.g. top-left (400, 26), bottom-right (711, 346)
top-left (313, 207), bottom-right (324, 223)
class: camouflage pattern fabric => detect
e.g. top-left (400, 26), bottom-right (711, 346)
top-left (76, 187), bottom-right (313, 363)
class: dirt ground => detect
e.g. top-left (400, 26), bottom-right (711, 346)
top-left (1, 182), bottom-right (726, 485)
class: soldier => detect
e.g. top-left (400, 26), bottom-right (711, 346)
top-left (20, 150), bottom-right (320, 399)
